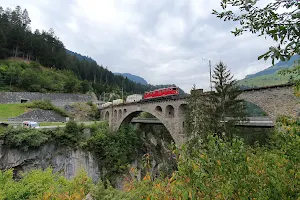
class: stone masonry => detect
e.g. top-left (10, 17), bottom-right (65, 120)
top-left (101, 99), bottom-right (187, 145)
top-left (0, 92), bottom-right (93, 107)
top-left (238, 85), bottom-right (300, 121)
top-left (100, 85), bottom-right (299, 145)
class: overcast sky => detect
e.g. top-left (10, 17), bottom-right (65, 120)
top-left (0, 0), bottom-right (276, 92)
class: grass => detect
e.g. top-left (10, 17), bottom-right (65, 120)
top-left (0, 104), bottom-right (28, 119)
top-left (0, 100), bottom-right (68, 120)
top-left (39, 122), bottom-right (66, 126)
top-left (238, 73), bottom-right (299, 88)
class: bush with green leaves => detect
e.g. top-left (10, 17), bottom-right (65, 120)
top-left (0, 60), bottom-right (85, 93)
top-left (86, 125), bottom-right (142, 182)
top-left (91, 181), bottom-right (130, 200)
top-left (1, 127), bottom-right (52, 151)
top-left (0, 121), bottom-right (87, 150)
top-left (0, 126), bottom-right (5, 137)
top-left (109, 126), bottom-right (300, 199)
top-left (87, 102), bottom-right (100, 120)
top-left (0, 168), bottom-right (92, 200)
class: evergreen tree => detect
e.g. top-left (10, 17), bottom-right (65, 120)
top-left (185, 85), bottom-right (216, 145)
top-left (212, 62), bottom-right (245, 140)
top-left (0, 5), bottom-right (168, 96)
top-left (21, 9), bottom-right (31, 27)
top-left (186, 62), bottom-right (246, 145)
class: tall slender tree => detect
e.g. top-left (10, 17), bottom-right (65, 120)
top-left (185, 85), bottom-right (216, 144)
top-left (212, 62), bottom-right (245, 140)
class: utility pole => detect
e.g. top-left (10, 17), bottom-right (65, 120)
top-left (209, 60), bottom-right (212, 91)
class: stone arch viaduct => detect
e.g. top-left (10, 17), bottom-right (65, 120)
top-left (100, 84), bottom-right (299, 145)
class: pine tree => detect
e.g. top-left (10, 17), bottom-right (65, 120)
top-left (21, 9), bottom-right (31, 27)
top-left (212, 62), bottom-right (245, 140)
top-left (185, 84), bottom-right (216, 145)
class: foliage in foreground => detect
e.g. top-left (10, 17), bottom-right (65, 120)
top-left (0, 119), bottom-right (299, 199)
top-left (0, 121), bottom-right (89, 151)
top-left (86, 125), bottom-right (142, 182)
top-left (213, 0), bottom-right (299, 63)
top-left (0, 168), bottom-right (92, 200)
top-left (0, 122), bottom-right (141, 183)
top-left (90, 122), bottom-right (300, 200)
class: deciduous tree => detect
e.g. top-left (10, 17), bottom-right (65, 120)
top-left (212, 0), bottom-right (299, 64)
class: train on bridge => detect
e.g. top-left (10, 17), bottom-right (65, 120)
top-left (101, 86), bottom-right (180, 108)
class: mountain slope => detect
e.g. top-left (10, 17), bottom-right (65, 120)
top-left (0, 6), bottom-right (152, 97)
top-left (66, 50), bottom-right (96, 63)
top-left (114, 73), bottom-right (148, 85)
top-left (246, 55), bottom-right (300, 79)
top-left (238, 55), bottom-right (300, 88)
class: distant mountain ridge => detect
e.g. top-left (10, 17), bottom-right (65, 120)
top-left (246, 55), bottom-right (300, 79)
top-left (114, 73), bottom-right (148, 85)
top-left (238, 55), bottom-right (300, 88)
top-left (66, 50), bottom-right (96, 63)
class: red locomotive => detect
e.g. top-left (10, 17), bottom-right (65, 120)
top-left (144, 86), bottom-right (179, 100)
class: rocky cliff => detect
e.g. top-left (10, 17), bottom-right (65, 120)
top-left (0, 141), bottom-right (99, 183)
top-left (0, 124), bottom-right (176, 187)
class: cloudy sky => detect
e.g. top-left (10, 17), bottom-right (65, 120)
top-left (0, 0), bottom-right (276, 92)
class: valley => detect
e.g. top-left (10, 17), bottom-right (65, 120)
top-left (0, 2), bottom-right (299, 200)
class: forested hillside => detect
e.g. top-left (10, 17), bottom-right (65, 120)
top-left (0, 6), bottom-right (152, 96)
top-left (114, 73), bottom-right (148, 85)
top-left (0, 60), bottom-right (91, 93)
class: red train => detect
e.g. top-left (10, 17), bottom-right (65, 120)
top-left (144, 86), bottom-right (179, 100)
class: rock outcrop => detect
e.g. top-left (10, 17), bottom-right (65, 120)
top-left (0, 141), bottom-right (99, 182)
top-left (10, 109), bottom-right (66, 122)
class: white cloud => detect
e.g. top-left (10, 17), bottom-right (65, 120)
top-left (0, 0), bottom-right (277, 92)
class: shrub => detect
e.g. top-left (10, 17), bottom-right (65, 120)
top-left (65, 120), bottom-right (80, 136)
top-left (2, 127), bottom-right (52, 151)
top-left (0, 168), bottom-right (92, 200)
top-left (29, 61), bottom-right (40, 69)
top-left (0, 126), bottom-right (6, 137)
top-left (50, 121), bottom-right (85, 147)
top-left (85, 101), bottom-right (100, 120)
top-left (92, 181), bottom-right (130, 200)
top-left (118, 128), bottom-right (300, 199)
top-left (1, 121), bottom-right (88, 150)
top-left (87, 125), bottom-right (142, 182)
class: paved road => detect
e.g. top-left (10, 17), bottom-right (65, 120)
top-left (1, 117), bottom-right (274, 129)
top-left (131, 117), bottom-right (274, 127)
top-left (0, 121), bottom-right (97, 129)
top-left (40, 121), bottom-right (96, 129)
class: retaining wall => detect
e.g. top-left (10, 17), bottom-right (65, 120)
top-left (0, 92), bottom-right (93, 105)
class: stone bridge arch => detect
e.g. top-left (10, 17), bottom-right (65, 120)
top-left (100, 84), bottom-right (299, 145)
top-left (100, 100), bottom-right (187, 145)
top-left (238, 85), bottom-right (299, 121)
top-left (116, 110), bottom-right (174, 140)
